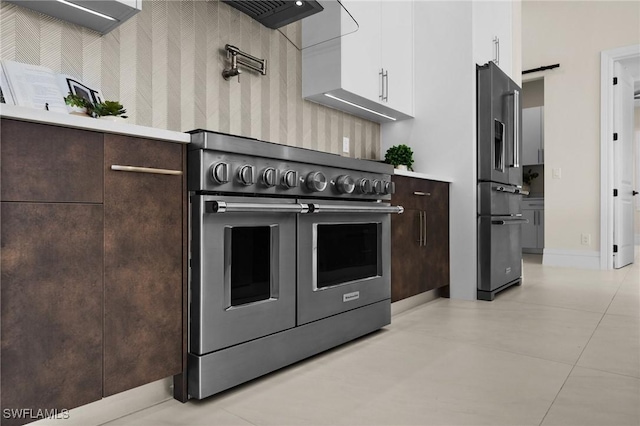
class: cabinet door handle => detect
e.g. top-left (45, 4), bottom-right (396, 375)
top-left (111, 165), bottom-right (183, 176)
top-left (379, 68), bottom-right (384, 101)
top-left (493, 36), bottom-right (500, 65)
top-left (383, 70), bottom-right (389, 102)
top-left (423, 211), bottom-right (427, 247)
top-left (413, 191), bottom-right (431, 196)
top-left (417, 211), bottom-right (423, 245)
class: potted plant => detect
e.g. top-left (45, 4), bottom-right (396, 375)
top-left (93, 100), bottom-right (128, 121)
top-left (384, 144), bottom-right (414, 171)
top-left (523, 168), bottom-right (539, 194)
top-left (64, 93), bottom-right (91, 116)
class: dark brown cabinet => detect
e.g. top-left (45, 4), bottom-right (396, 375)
top-left (103, 135), bottom-right (183, 396)
top-left (0, 120), bottom-right (186, 425)
top-left (390, 175), bottom-right (450, 302)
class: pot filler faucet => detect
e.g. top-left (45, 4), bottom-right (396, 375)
top-left (222, 44), bottom-right (267, 82)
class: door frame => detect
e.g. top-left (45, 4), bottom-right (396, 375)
top-left (600, 44), bottom-right (640, 269)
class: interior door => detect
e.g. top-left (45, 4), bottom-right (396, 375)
top-left (613, 62), bottom-right (635, 268)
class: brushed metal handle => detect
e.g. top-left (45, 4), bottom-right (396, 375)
top-left (513, 90), bottom-right (520, 168)
top-left (310, 204), bottom-right (404, 214)
top-left (423, 211), bottom-right (427, 247)
top-left (383, 70), bottom-right (388, 102)
top-left (206, 201), bottom-right (309, 214)
top-left (418, 211), bottom-right (423, 245)
top-left (111, 165), bottom-right (183, 176)
top-left (379, 68), bottom-right (384, 101)
top-left (413, 191), bottom-right (431, 196)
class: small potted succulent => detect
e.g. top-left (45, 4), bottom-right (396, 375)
top-left (93, 100), bottom-right (128, 121)
top-left (384, 144), bottom-right (414, 171)
top-left (64, 93), bottom-right (92, 116)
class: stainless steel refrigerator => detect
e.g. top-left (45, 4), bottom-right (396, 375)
top-left (477, 62), bottom-right (526, 301)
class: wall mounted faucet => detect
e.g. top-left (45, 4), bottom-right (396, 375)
top-left (222, 44), bottom-right (267, 82)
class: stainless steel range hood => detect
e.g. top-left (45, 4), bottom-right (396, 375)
top-left (223, 0), bottom-right (323, 29)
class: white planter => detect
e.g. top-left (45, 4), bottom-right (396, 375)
top-left (67, 106), bottom-right (87, 116)
top-left (396, 164), bottom-right (408, 171)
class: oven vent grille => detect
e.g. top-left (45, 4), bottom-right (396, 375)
top-left (223, 0), bottom-right (324, 29)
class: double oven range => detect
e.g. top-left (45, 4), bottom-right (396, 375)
top-left (187, 130), bottom-right (403, 399)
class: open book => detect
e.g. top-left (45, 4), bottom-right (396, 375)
top-left (0, 60), bottom-right (103, 114)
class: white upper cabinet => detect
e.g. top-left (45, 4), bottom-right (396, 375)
top-left (472, 1), bottom-right (513, 78)
top-left (302, 0), bottom-right (414, 123)
top-left (6, 0), bottom-right (141, 34)
top-left (522, 106), bottom-right (544, 165)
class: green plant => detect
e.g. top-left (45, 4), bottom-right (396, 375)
top-left (64, 93), bottom-right (91, 109)
top-left (384, 144), bottom-right (414, 170)
top-left (93, 100), bottom-right (128, 118)
top-left (523, 168), bottom-right (539, 185)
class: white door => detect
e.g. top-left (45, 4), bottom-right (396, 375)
top-left (613, 62), bottom-right (635, 268)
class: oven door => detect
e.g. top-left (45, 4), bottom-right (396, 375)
top-left (191, 195), bottom-right (306, 355)
top-left (297, 200), bottom-right (402, 325)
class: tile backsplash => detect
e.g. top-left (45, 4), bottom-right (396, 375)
top-left (0, 0), bottom-right (380, 158)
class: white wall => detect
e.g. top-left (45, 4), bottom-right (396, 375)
top-left (635, 107), bottom-right (640, 242)
top-left (522, 1), bottom-right (640, 263)
top-left (382, 1), bottom-right (476, 300)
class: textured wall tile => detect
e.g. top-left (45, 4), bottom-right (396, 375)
top-left (0, 0), bottom-right (380, 158)
top-left (0, 3), bottom-right (17, 60)
top-left (151, 0), bottom-right (168, 129)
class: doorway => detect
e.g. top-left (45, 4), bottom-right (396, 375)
top-left (600, 44), bottom-right (640, 269)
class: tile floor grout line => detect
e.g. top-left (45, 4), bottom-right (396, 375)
top-left (538, 282), bottom-right (622, 426)
top-left (221, 407), bottom-right (259, 426)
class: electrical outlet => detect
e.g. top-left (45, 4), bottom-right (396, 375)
top-left (581, 233), bottom-right (591, 246)
top-left (342, 137), bottom-right (350, 154)
top-left (552, 168), bottom-right (562, 179)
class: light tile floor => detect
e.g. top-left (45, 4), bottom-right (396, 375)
top-left (106, 254), bottom-right (640, 426)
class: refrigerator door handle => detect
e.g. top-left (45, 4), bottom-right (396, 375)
top-left (513, 89), bottom-right (521, 168)
top-left (491, 218), bottom-right (528, 225)
top-left (494, 185), bottom-right (517, 194)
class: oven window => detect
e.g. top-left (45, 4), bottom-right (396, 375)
top-left (230, 226), bottom-right (271, 306)
top-left (316, 223), bottom-right (379, 289)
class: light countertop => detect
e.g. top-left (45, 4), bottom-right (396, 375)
top-left (393, 168), bottom-right (454, 183)
top-left (0, 104), bottom-right (190, 144)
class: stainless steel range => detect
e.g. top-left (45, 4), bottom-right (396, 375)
top-left (187, 130), bottom-right (403, 399)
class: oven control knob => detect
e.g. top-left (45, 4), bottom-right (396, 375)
top-left (211, 162), bottom-right (229, 184)
top-left (335, 175), bottom-right (355, 194)
top-left (357, 178), bottom-right (372, 194)
top-left (384, 181), bottom-right (396, 195)
top-left (305, 172), bottom-right (327, 192)
top-left (238, 165), bottom-right (255, 186)
top-left (282, 170), bottom-right (299, 189)
top-left (261, 167), bottom-right (277, 187)
top-left (372, 179), bottom-right (384, 194)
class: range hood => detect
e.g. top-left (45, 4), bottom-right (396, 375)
top-left (223, 0), bottom-right (323, 29)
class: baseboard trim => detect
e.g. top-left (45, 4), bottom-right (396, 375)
top-left (391, 288), bottom-right (441, 316)
top-left (33, 378), bottom-right (173, 426)
top-left (542, 248), bottom-right (601, 270)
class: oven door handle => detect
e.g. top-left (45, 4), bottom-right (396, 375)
top-left (206, 201), bottom-right (310, 214)
top-left (309, 204), bottom-right (404, 214)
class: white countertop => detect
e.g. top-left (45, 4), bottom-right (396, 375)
top-left (393, 168), bottom-right (454, 183)
top-left (0, 104), bottom-right (190, 144)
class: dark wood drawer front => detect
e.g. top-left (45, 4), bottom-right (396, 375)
top-left (391, 175), bottom-right (437, 210)
top-left (103, 135), bottom-right (183, 396)
top-left (1, 119), bottom-right (103, 203)
top-left (1, 203), bottom-right (103, 426)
